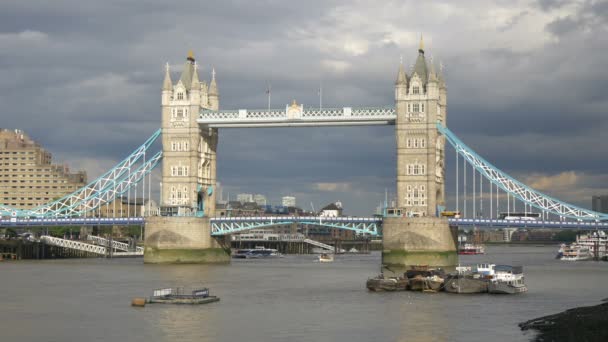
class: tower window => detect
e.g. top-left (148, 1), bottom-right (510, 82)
top-left (413, 103), bottom-right (420, 112)
top-left (177, 92), bottom-right (184, 100)
top-left (412, 86), bottom-right (420, 95)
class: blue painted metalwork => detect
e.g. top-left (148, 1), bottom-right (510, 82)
top-left (438, 123), bottom-right (608, 221)
top-left (448, 218), bottom-right (608, 230)
top-left (0, 130), bottom-right (161, 219)
top-left (0, 217), bottom-right (144, 227)
top-left (210, 216), bottom-right (381, 236)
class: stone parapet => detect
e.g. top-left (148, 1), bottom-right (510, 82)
top-left (144, 216), bottom-right (230, 264)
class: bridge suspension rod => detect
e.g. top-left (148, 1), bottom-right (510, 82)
top-left (437, 123), bottom-right (608, 221)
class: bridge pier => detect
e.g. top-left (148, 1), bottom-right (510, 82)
top-left (144, 216), bottom-right (230, 264)
top-left (382, 217), bottom-right (458, 272)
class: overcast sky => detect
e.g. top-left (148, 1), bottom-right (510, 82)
top-left (1, 0), bottom-right (607, 215)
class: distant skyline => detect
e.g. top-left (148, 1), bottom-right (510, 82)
top-left (1, 0), bottom-right (607, 215)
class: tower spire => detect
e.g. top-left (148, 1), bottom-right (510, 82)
top-left (191, 61), bottom-right (200, 88)
top-left (396, 60), bottom-right (407, 85)
top-left (419, 34), bottom-right (424, 54)
top-left (209, 68), bottom-right (218, 95)
top-left (162, 62), bottom-right (172, 91)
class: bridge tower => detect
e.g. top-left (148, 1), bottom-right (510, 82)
top-left (382, 39), bottom-right (457, 271)
top-left (144, 51), bottom-right (229, 263)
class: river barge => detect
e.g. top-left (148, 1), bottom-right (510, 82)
top-left (133, 287), bottom-right (220, 306)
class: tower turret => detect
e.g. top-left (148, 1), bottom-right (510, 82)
top-left (427, 57), bottom-right (439, 99)
top-left (395, 61), bottom-right (408, 101)
top-left (201, 81), bottom-right (209, 108)
top-left (190, 62), bottom-right (201, 106)
top-left (162, 63), bottom-right (172, 105)
top-left (208, 68), bottom-right (219, 110)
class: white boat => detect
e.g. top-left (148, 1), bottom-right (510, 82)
top-left (233, 246), bottom-right (282, 259)
top-left (488, 265), bottom-right (527, 294)
top-left (318, 253), bottom-right (334, 263)
top-left (458, 243), bottom-right (485, 255)
top-left (559, 243), bottom-right (593, 261)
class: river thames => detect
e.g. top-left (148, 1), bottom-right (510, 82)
top-left (1, 245), bottom-right (607, 342)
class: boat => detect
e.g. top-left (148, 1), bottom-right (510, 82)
top-left (444, 273), bottom-right (489, 294)
top-left (405, 265), bottom-right (446, 291)
top-left (232, 246), bottom-right (282, 259)
top-left (318, 253), bottom-right (334, 262)
top-left (366, 274), bottom-right (408, 292)
top-left (458, 243), bottom-right (485, 255)
top-left (444, 263), bottom-right (494, 294)
top-left (559, 243), bottom-right (593, 261)
top-left (134, 287), bottom-right (220, 305)
top-left (558, 231), bottom-right (608, 260)
top-left (409, 274), bottom-right (445, 291)
top-left (488, 265), bottom-right (527, 294)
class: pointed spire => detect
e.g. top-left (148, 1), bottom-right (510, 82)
top-left (179, 51), bottom-right (194, 90)
top-left (396, 60), bottom-right (407, 85)
top-left (419, 34), bottom-right (424, 54)
top-left (163, 62), bottom-right (172, 91)
top-left (191, 61), bottom-right (200, 88)
top-left (209, 68), bottom-right (218, 95)
top-left (428, 55), bottom-right (438, 83)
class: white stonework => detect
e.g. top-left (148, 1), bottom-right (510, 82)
top-left (161, 53), bottom-right (219, 216)
top-left (395, 46), bottom-right (447, 217)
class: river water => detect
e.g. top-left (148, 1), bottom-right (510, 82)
top-left (1, 245), bottom-right (607, 342)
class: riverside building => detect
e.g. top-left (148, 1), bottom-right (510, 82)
top-left (0, 128), bottom-right (87, 210)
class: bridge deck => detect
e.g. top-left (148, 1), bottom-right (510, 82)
top-left (198, 107), bottom-right (396, 128)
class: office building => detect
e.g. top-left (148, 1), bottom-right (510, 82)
top-left (253, 194), bottom-right (267, 206)
top-left (282, 196), bottom-right (296, 207)
top-left (237, 193), bottom-right (253, 203)
top-left (0, 128), bottom-right (87, 210)
top-left (592, 195), bottom-right (608, 214)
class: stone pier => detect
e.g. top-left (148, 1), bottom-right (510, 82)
top-left (144, 216), bottom-right (230, 264)
top-left (381, 217), bottom-right (458, 271)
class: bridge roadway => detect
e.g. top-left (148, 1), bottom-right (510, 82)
top-left (2, 216), bottom-right (606, 231)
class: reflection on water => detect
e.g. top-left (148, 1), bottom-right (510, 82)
top-left (1, 246), bottom-right (607, 342)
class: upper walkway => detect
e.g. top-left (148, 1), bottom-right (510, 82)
top-left (198, 106), bottom-right (396, 128)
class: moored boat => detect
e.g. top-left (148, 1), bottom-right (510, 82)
top-left (557, 231), bottom-right (608, 260)
top-left (142, 287), bottom-right (220, 305)
top-left (444, 274), bottom-right (489, 294)
top-left (559, 243), bottom-right (592, 261)
top-left (488, 265), bottom-right (527, 294)
top-left (232, 246), bottom-right (282, 259)
top-left (366, 275), bottom-right (408, 292)
top-left (458, 243), bottom-right (485, 255)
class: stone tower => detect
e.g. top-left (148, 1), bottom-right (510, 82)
top-left (395, 37), bottom-right (447, 217)
top-left (160, 51), bottom-right (218, 217)
top-left (382, 38), bottom-right (457, 271)
top-left (146, 51), bottom-right (229, 264)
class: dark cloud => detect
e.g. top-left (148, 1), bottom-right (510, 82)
top-left (0, 0), bottom-right (606, 214)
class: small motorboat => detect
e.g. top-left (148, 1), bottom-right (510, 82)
top-left (318, 253), bottom-right (334, 262)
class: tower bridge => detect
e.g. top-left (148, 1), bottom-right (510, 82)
top-left (2, 40), bottom-right (607, 266)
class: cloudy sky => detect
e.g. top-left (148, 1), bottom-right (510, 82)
top-left (1, 0), bottom-right (607, 215)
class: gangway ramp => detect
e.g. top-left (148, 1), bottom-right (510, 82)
top-left (87, 235), bottom-right (144, 253)
top-left (40, 236), bottom-right (143, 257)
top-left (303, 239), bottom-right (345, 253)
